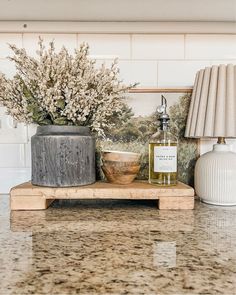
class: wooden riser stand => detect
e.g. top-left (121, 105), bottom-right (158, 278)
top-left (10, 181), bottom-right (194, 211)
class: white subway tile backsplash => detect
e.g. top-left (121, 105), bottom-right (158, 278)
top-left (93, 60), bottom-right (157, 86)
top-left (199, 139), bottom-right (215, 155)
top-left (77, 34), bottom-right (131, 59)
top-left (186, 35), bottom-right (236, 60)
top-left (132, 35), bottom-right (184, 60)
top-left (200, 138), bottom-right (236, 155)
top-left (0, 59), bottom-right (16, 78)
top-left (93, 59), bottom-right (113, 69)
top-left (210, 60), bottom-right (236, 66)
top-left (227, 139), bottom-right (236, 152)
top-left (0, 144), bottom-right (25, 167)
top-left (0, 168), bottom-right (30, 194)
top-left (0, 33), bottom-right (22, 59)
top-left (23, 33), bottom-right (77, 57)
top-left (27, 124), bottom-right (37, 142)
top-left (25, 124), bottom-right (37, 167)
top-left (119, 61), bottom-right (158, 86)
top-left (25, 142), bottom-right (31, 168)
top-left (0, 108), bottom-right (27, 144)
top-left (158, 61), bottom-right (211, 87)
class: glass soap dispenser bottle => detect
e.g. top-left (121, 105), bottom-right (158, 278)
top-left (149, 95), bottom-right (178, 186)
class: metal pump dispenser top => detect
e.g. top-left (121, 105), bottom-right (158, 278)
top-left (157, 95), bottom-right (170, 130)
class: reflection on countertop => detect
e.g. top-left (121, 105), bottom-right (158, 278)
top-left (0, 195), bottom-right (236, 294)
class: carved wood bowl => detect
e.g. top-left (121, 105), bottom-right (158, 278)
top-left (101, 150), bottom-right (141, 162)
top-left (101, 166), bottom-right (139, 185)
top-left (101, 151), bottom-right (141, 185)
top-left (102, 162), bottom-right (141, 175)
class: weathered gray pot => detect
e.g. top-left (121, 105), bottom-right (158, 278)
top-left (31, 125), bottom-right (96, 187)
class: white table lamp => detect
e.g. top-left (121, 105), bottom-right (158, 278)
top-left (185, 64), bottom-right (236, 206)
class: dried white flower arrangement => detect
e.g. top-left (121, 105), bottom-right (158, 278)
top-left (0, 39), bottom-right (136, 136)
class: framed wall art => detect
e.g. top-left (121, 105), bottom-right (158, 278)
top-left (97, 88), bottom-right (199, 186)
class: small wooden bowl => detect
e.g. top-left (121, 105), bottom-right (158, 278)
top-left (102, 163), bottom-right (140, 175)
top-left (101, 150), bottom-right (141, 162)
top-left (102, 160), bottom-right (140, 168)
top-left (102, 166), bottom-right (138, 185)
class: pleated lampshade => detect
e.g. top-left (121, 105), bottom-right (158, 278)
top-left (185, 64), bottom-right (236, 138)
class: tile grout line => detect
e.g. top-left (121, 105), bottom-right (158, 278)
top-left (130, 34), bottom-right (133, 60)
top-left (156, 61), bottom-right (159, 87)
top-left (76, 33), bottom-right (79, 49)
top-left (184, 34), bottom-right (186, 59)
top-left (21, 32), bottom-right (23, 48)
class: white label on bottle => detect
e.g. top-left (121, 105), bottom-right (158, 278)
top-left (154, 146), bottom-right (177, 173)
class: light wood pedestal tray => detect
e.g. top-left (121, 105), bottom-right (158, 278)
top-left (10, 181), bottom-right (195, 211)
top-left (10, 181), bottom-right (194, 210)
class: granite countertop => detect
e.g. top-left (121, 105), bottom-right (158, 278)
top-left (0, 196), bottom-right (236, 295)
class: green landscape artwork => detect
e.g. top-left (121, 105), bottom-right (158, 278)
top-left (97, 91), bottom-right (199, 186)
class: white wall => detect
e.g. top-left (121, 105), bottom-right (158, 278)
top-left (1, 31), bottom-right (236, 193)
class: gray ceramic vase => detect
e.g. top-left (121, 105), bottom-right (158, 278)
top-left (31, 125), bottom-right (96, 187)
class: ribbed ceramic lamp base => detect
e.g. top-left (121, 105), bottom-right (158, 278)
top-left (195, 144), bottom-right (236, 206)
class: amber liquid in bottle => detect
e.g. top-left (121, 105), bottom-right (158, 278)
top-left (149, 124), bottom-right (178, 186)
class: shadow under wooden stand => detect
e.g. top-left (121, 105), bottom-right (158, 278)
top-left (10, 181), bottom-right (194, 211)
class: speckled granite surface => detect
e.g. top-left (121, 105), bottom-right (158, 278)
top-left (0, 196), bottom-right (236, 295)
